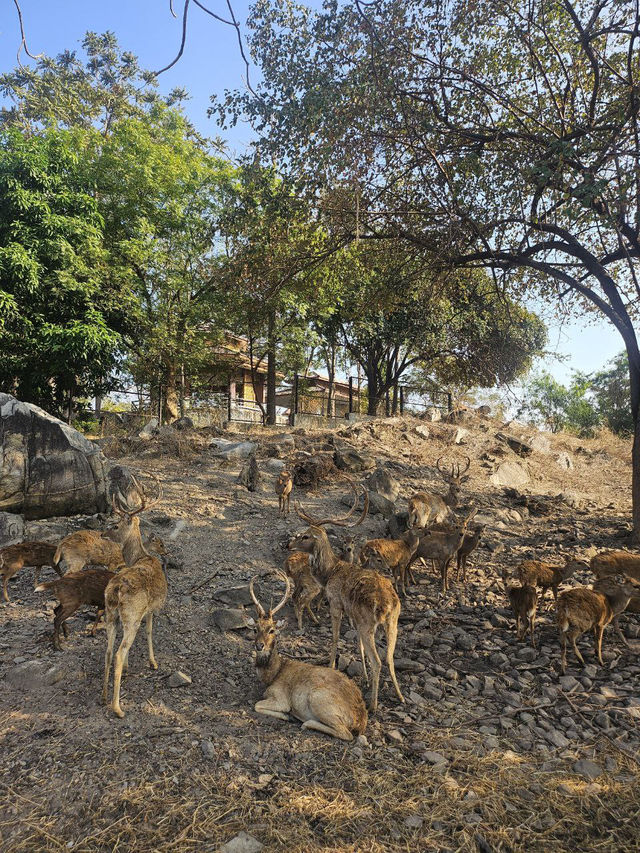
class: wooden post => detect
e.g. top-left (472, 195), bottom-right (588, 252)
top-left (227, 376), bottom-right (232, 423)
top-left (399, 386), bottom-right (404, 415)
top-left (447, 392), bottom-right (453, 413)
top-left (290, 373), bottom-right (299, 426)
top-left (385, 388), bottom-right (390, 417)
top-left (157, 382), bottom-right (163, 427)
top-left (348, 376), bottom-right (354, 415)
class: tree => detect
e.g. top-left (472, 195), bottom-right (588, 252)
top-left (519, 373), bottom-right (600, 436)
top-left (0, 128), bottom-right (122, 416)
top-left (590, 353), bottom-right (633, 435)
top-left (218, 0), bottom-right (640, 538)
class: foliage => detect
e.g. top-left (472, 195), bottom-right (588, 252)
top-left (0, 128), bottom-right (122, 414)
top-left (518, 373), bottom-right (599, 436)
top-left (589, 352), bottom-right (633, 435)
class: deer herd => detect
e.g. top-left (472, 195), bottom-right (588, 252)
top-left (1, 452), bottom-right (639, 739)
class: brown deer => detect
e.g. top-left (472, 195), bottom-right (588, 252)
top-left (456, 523), bottom-right (485, 583)
top-left (36, 568), bottom-right (115, 650)
top-left (275, 470), bottom-right (293, 516)
top-left (502, 570), bottom-right (537, 647)
top-left (590, 550), bottom-right (640, 583)
top-left (407, 508), bottom-right (477, 594)
top-left (407, 456), bottom-right (470, 528)
top-left (359, 530), bottom-right (420, 595)
top-left (557, 578), bottom-right (636, 673)
top-left (290, 480), bottom-right (404, 712)
top-left (283, 551), bottom-right (323, 630)
top-left (249, 573), bottom-right (367, 741)
top-left (516, 556), bottom-right (587, 605)
top-left (0, 541), bottom-right (60, 602)
top-left (102, 477), bottom-right (167, 718)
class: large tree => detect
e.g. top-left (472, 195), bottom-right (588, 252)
top-left (218, 0), bottom-right (640, 538)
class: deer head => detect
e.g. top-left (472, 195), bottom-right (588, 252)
top-left (249, 572), bottom-right (290, 666)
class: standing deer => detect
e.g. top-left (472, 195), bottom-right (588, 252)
top-left (516, 556), bottom-right (587, 605)
top-left (408, 509), bottom-right (477, 593)
top-left (275, 470), bottom-right (293, 516)
top-left (284, 550), bottom-right (323, 629)
top-left (249, 573), bottom-right (367, 741)
top-left (0, 542), bottom-right (60, 602)
top-left (502, 570), bottom-right (537, 647)
top-left (408, 456), bottom-right (470, 528)
top-left (359, 530), bottom-right (420, 595)
top-left (455, 523), bottom-right (485, 583)
top-left (290, 479), bottom-right (404, 712)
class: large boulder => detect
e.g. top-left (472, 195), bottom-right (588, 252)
top-left (0, 394), bottom-right (109, 520)
top-left (334, 446), bottom-right (375, 472)
top-left (365, 465), bottom-right (401, 503)
top-left (489, 460), bottom-right (530, 489)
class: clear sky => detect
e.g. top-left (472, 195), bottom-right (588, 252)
top-left (0, 0), bottom-right (626, 384)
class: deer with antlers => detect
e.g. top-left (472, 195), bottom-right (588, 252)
top-left (289, 479), bottom-right (404, 712)
top-left (102, 473), bottom-right (168, 718)
top-left (249, 572), bottom-right (368, 741)
top-left (408, 456), bottom-right (470, 528)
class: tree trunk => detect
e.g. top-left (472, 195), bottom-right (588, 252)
top-left (366, 367), bottom-right (380, 416)
top-left (266, 307), bottom-right (277, 425)
top-left (326, 345), bottom-right (337, 418)
top-left (625, 348), bottom-right (640, 544)
top-left (163, 363), bottom-right (179, 423)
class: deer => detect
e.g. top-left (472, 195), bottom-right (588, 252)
top-left (502, 570), bottom-right (537, 647)
top-left (0, 541), bottom-right (60, 602)
top-left (407, 456), bottom-right (470, 528)
top-left (289, 478), bottom-right (404, 712)
top-left (407, 508), bottom-right (477, 594)
top-left (516, 556), bottom-right (588, 605)
top-left (590, 550), bottom-right (640, 583)
top-left (275, 470), bottom-right (293, 517)
top-left (557, 578), bottom-right (637, 673)
top-left (35, 568), bottom-right (115, 650)
top-left (455, 523), bottom-right (485, 583)
top-left (102, 476), bottom-right (167, 718)
top-left (249, 572), bottom-right (368, 741)
top-left (359, 530), bottom-right (420, 595)
top-left (284, 550), bottom-right (323, 630)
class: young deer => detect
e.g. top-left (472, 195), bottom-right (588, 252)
top-left (283, 551), bottom-right (323, 630)
top-left (502, 570), bottom-right (537, 647)
top-left (275, 470), bottom-right (293, 517)
top-left (359, 530), bottom-right (420, 595)
top-left (0, 542), bottom-right (60, 602)
top-left (408, 456), bottom-right (470, 528)
top-left (250, 573), bottom-right (367, 741)
top-left (36, 568), bottom-right (115, 650)
top-left (102, 478), bottom-right (167, 718)
top-left (408, 509), bottom-right (477, 594)
top-left (290, 480), bottom-right (404, 712)
top-left (456, 523), bottom-right (485, 583)
top-left (516, 556), bottom-right (587, 605)
top-left (590, 550), bottom-right (640, 583)
top-left (557, 578), bottom-right (636, 673)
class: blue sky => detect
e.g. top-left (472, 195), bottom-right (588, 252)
top-left (0, 0), bottom-right (625, 384)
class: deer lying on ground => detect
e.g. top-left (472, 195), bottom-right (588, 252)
top-left (36, 568), bottom-right (115, 650)
top-left (359, 530), bottom-right (420, 595)
top-left (290, 480), bottom-right (404, 712)
top-left (407, 509), bottom-right (477, 594)
top-left (275, 470), bottom-right (293, 517)
top-left (516, 556), bottom-right (587, 605)
top-left (590, 550), bottom-right (640, 583)
top-left (0, 542), bottom-right (60, 602)
top-left (102, 477), bottom-right (167, 718)
top-left (557, 578), bottom-right (636, 673)
top-left (502, 570), bottom-right (537, 647)
top-left (408, 456), bottom-right (470, 528)
top-left (249, 573), bottom-right (368, 741)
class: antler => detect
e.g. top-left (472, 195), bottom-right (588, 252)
top-left (249, 575), bottom-right (266, 616)
top-left (295, 475), bottom-right (360, 527)
top-left (270, 571), bottom-right (291, 615)
top-left (457, 456), bottom-right (471, 478)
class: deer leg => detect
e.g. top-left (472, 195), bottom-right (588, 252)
top-left (255, 687), bottom-right (291, 720)
top-left (102, 611), bottom-right (117, 705)
top-left (2, 575), bottom-right (9, 603)
top-left (595, 625), bottom-right (605, 666)
top-left (358, 635), bottom-right (369, 684)
top-left (529, 613), bottom-right (536, 649)
top-left (112, 619), bottom-right (142, 718)
top-left (90, 609), bottom-right (104, 636)
top-left (559, 628), bottom-right (568, 674)
top-left (384, 613), bottom-right (405, 704)
top-left (570, 629), bottom-right (585, 667)
top-left (302, 719), bottom-right (354, 741)
top-left (612, 616), bottom-right (630, 648)
top-left (328, 605), bottom-right (343, 669)
top-left (146, 612), bottom-right (158, 669)
top-left (515, 614), bottom-right (522, 639)
top-left (359, 630), bottom-right (382, 712)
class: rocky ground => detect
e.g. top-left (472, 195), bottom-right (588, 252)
top-left (0, 413), bottom-right (639, 852)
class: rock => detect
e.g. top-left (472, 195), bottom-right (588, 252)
top-left (220, 832), bottom-right (263, 853)
top-left (6, 660), bottom-right (74, 691)
top-left (201, 740), bottom-right (216, 759)
top-left (387, 729), bottom-right (403, 743)
top-left (395, 658), bottom-right (425, 672)
top-left (172, 416), bottom-right (194, 430)
top-left (452, 427), bottom-right (469, 445)
top-left (490, 461), bottom-right (529, 488)
top-left (211, 608), bottom-right (251, 631)
top-left (0, 393), bottom-right (110, 519)
top-left (546, 729), bottom-right (570, 749)
top-left (556, 452), bottom-right (574, 470)
top-left (293, 454), bottom-right (335, 488)
top-left (271, 433), bottom-right (295, 450)
top-left (559, 675), bottom-right (580, 691)
top-left (476, 405), bottom-right (491, 416)
top-left (495, 432), bottom-right (533, 457)
top-left (0, 511), bottom-right (24, 546)
top-left (517, 647), bottom-right (537, 662)
top-left (495, 508), bottom-right (525, 524)
top-left (157, 424), bottom-right (176, 439)
top-left (237, 455), bottom-right (261, 492)
top-left (387, 511), bottom-right (409, 538)
top-left (413, 425), bottom-right (430, 440)
top-left (263, 458), bottom-right (286, 472)
top-left (594, 712), bottom-right (610, 730)
top-left (528, 434), bottom-right (551, 454)
top-left (334, 446), bottom-right (375, 472)
top-left (456, 633), bottom-right (475, 651)
top-left (423, 751), bottom-right (448, 765)
top-left (212, 585), bottom-right (255, 607)
top-left (167, 671), bottom-right (191, 688)
top-left (489, 652), bottom-right (509, 667)
top-left (557, 490), bottom-right (586, 509)
top-left (573, 759), bottom-right (602, 780)
top-left (403, 814), bottom-right (424, 829)
top-left (365, 466), bottom-right (400, 503)
top-left (212, 440), bottom-right (258, 461)
top-left (138, 417), bottom-right (159, 438)
top-left (367, 491), bottom-right (395, 518)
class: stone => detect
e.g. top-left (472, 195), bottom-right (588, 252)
top-left (490, 461), bottom-right (530, 489)
top-left (0, 511), bottom-right (24, 546)
top-left (211, 609), bottom-right (251, 631)
top-left (0, 394), bottom-right (110, 519)
top-left (212, 440), bottom-right (258, 461)
top-left (334, 446), bottom-right (375, 472)
top-left (495, 432), bottom-right (533, 457)
top-left (212, 586), bottom-right (255, 607)
top-left (453, 427), bottom-right (469, 445)
top-left (423, 751), bottom-right (448, 765)
top-left (157, 424), bottom-right (176, 439)
top-left (557, 490), bottom-right (585, 509)
top-left (559, 675), bottom-right (580, 691)
top-left (424, 407), bottom-right (441, 422)
top-left (413, 425), bottom-right (430, 440)
top-left (573, 759), bottom-right (602, 780)
top-left (546, 729), bottom-right (570, 749)
top-left (403, 814), bottom-right (424, 829)
top-left (201, 740), bottom-right (216, 759)
top-left (138, 417), bottom-right (159, 438)
top-left (220, 832), bottom-right (263, 853)
top-left (456, 632), bottom-right (475, 651)
top-left (6, 660), bottom-right (75, 691)
top-left (263, 458), bottom-right (286, 472)
top-left (167, 671), bottom-right (192, 688)
top-left (367, 491), bottom-right (396, 518)
top-left (516, 647), bottom-right (537, 662)
top-left (476, 405), bottom-right (491, 416)
top-left (172, 416), bottom-right (194, 430)
top-left (365, 466), bottom-right (400, 503)
top-left (556, 452), bottom-right (574, 470)
top-left (528, 434), bottom-right (551, 454)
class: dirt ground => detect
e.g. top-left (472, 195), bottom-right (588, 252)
top-left (1, 414), bottom-right (639, 852)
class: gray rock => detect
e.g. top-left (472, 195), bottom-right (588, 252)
top-left (167, 671), bottom-right (192, 688)
top-left (201, 740), bottom-right (215, 759)
top-left (6, 660), bottom-right (73, 691)
top-left (489, 652), bottom-right (509, 667)
top-left (138, 417), bottom-right (159, 438)
top-left (0, 511), bottom-right (24, 546)
top-left (403, 814), bottom-right (424, 829)
top-left (456, 633), bottom-right (475, 651)
top-left (0, 393), bottom-right (110, 519)
top-left (557, 490), bottom-right (585, 509)
top-left (212, 585), bottom-right (255, 607)
top-left (395, 658), bottom-right (425, 672)
top-left (490, 461), bottom-right (530, 489)
top-left (528, 434), bottom-right (551, 454)
top-left (423, 751), bottom-right (448, 765)
top-left (594, 712), bottom-right (611, 730)
top-left (555, 452), bottom-right (574, 470)
top-left (413, 425), bottom-right (430, 440)
top-left (573, 759), bottom-right (602, 780)
top-left (172, 416), bottom-right (194, 430)
top-left (367, 491), bottom-right (396, 518)
top-left (546, 729), bottom-right (570, 749)
top-left (263, 458), bottom-right (286, 472)
top-left (216, 440), bottom-right (258, 461)
top-left (211, 608), bottom-right (251, 631)
top-left (517, 647), bottom-right (537, 662)
top-left (559, 675), bottom-right (581, 691)
top-left (334, 446), bottom-right (375, 472)
top-left (365, 466), bottom-right (400, 503)
top-left (220, 832), bottom-right (263, 853)
top-left (495, 432), bottom-right (533, 457)
top-left (452, 427), bottom-right (469, 444)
